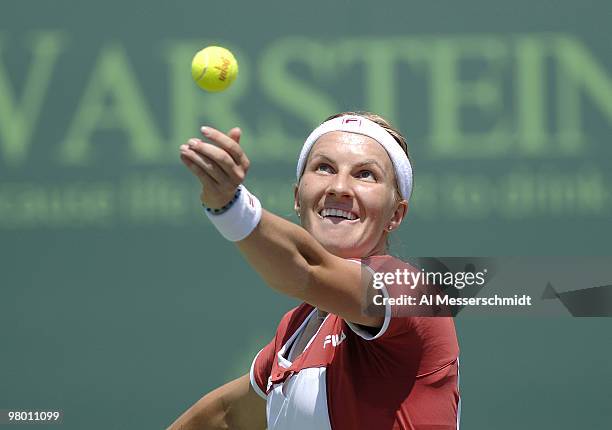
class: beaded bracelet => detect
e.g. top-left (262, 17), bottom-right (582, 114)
top-left (203, 187), bottom-right (242, 215)
top-left (204, 185), bottom-right (262, 241)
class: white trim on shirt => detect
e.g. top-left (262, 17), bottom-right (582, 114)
top-left (250, 348), bottom-right (268, 400)
top-left (345, 259), bottom-right (392, 341)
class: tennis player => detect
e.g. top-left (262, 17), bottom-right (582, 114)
top-left (168, 112), bottom-right (460, 430)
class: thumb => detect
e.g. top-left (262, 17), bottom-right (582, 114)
top-left (228, 127), bottom-right (242, 144)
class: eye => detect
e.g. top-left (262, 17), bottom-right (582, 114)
top-left (316, 163), bottom-right (334, 174)
top-left (356, 170), bottom-right (376, 181)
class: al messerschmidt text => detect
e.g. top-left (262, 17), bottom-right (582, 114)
top-left (374, 294), bottom-right (532, 306)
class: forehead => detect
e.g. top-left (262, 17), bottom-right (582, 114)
top-left (308, 131), bottom-right (392, 166)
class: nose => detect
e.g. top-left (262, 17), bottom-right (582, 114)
top-left (326, 172), bottom-right (353, 199)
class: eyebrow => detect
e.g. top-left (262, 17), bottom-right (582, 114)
top-left (310, 153), bottom-right (385, 171)
top-left (355, 159), bottom-right (385, 171)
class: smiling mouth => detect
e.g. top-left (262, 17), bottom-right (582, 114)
top-left (318, 208), bottom-right (360, 222)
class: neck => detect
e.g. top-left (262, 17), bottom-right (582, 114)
top-left (366, 234), bottom-right (389, 258)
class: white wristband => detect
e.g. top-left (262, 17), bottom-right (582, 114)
top-left (205, 185), bottom-right (262, 241)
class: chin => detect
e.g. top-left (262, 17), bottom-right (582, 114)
top-left (316, 238), bottom-right (365, 259)
top-left (324, 245), bottom-right (360, 259)
top-left (305, 219), bottom-right (374, 258)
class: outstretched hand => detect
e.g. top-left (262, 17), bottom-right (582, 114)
top-left (179, 126), bottom-right (251, 209)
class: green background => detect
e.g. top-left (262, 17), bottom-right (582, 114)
top-left (1, 0), bottom-right (611, 428)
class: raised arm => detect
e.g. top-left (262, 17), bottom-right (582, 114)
top-left (166, 373), bottom-right (266, 430)
top-left (179, 127), bottom-right (381, 327)
top-left (236, 210), bottom-right (381, 326)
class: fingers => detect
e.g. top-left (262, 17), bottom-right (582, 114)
top-left (201, 126), bottom-right (249, 169)
top-left (228, 127), bottom-right (241, 145)
top-left (181, 141), bottom-right (229, 184)
top-left (187, 137), bottom-right (248, 187)
top-left (178, 126), bottom-right (249, 209)
top-left (179, 151), bottom-right (219, 189)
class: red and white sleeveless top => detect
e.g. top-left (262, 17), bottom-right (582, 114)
top-left (250, 255), bottom-right (461, 430)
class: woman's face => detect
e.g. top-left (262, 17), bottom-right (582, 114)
top-left (295, 131), bottom-right (407, 258)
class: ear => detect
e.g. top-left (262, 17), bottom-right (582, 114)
top-left (387, 199), bottom-right (408, 231)
top-left (293, 183), bottom-right (300, 215)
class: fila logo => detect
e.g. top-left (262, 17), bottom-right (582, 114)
top-left (323, 331), bottom-right (346, 349)
top-left (342, 117), bottom-right (361, 126)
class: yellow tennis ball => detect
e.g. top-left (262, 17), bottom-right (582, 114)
top-left (191, 46), bottom-right (238, 92)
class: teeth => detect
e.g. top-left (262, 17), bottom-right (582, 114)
top-left (320, 208), bottom-right (357, 220)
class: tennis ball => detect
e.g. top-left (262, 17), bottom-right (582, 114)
top-left (191, 46), bottom-right (238, 92)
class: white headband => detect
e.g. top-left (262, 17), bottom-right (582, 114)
top-left (296, 115), bottom-right (413, 200)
